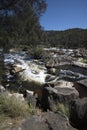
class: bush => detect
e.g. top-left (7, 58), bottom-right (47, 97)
top-left (56, 103), bottom-right (70, 118)
top-left (0, 92), bottom-right (34, 118)
top-left (81, 58), bottom-right (87, 64)
top-left (28, 47), bottom-right (47, 59)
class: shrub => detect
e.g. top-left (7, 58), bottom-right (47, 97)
top-left (81, 58), bottom-right (87, 64)
top-left (28, 47), bottom-right (47, 59)
top-left (0, 92), bottom-right (34, 118)
top-left (56, 103), bottom-right (70, 118)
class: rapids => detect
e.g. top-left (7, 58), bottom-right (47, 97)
top-left (4, 52), bottom-right (47, 84)
top-left (4, 49), bottom-right (87, 85)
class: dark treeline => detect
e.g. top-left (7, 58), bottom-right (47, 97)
top-left (43, 28), bottom-right (87, 48)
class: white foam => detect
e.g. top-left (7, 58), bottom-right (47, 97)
top-left (4, 52), bottom-right (47, 84)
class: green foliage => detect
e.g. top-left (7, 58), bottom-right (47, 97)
top-left (30, 0), bottom-right (47, 17)
top-left (43, 28), bottom-right (87, 48)
top-left (28, 46), bottom-right (47, 59)
top-left (56, 103), bottom-right (70, 118)
top-left (81, 58), bottom-right (87, 64)
top-left (0, 0), bottom-right (47, 49)
top-left (0, 92), bottom-right (34, 118)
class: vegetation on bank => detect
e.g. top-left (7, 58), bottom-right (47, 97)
top-left (27, 46), bottom-right (47, 59)
top-left (0, 91), bottom-right (34, 118)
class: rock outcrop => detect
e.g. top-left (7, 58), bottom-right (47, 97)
top-left (45, 56), bottom-right (73, 68)
top-left (42, 112), bottom-right (77, 130)
top-left (9, 112), bottom-right (77, 130)
top-left (41, 85), bottom-right (79, 111)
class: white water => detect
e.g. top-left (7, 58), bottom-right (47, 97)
top-left (17, 59), bottom-right (46, 83)
top-left (4, 52), bottom-right (47, 84)
top-left (4, 50), bottom-right (87, 84)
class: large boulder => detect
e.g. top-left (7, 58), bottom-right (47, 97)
top-left (41, 86), bottom-right (79, 111)
top-left (70, 97), bottom-right (87, 130)
top-left (42, 112), bottom-right (77, 130)
top-left (55, 80), bottom-right (74, 88)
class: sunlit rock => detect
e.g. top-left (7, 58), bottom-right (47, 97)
top-left (0, 85), bottom-right (5, 93)
top-left (8, 92), bottom-right (25, 101)
top-left (55, 80), bottom-right (74, 88)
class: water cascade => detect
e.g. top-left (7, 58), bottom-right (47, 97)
top-left (4, 52), bottom-right (47, 84)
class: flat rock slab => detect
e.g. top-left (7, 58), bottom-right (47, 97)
top-left (42, 112), bottom-right (77, 130)
top-left (10, 112), bottom-right (77, 130)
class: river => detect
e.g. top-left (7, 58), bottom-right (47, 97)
top-left (3, 49), bottom-right (87, 86)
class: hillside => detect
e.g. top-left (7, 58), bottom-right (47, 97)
top-left (43, 28), bottom-right (87, 48)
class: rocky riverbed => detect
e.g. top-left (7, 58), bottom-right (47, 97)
top-left (0, 48), bottom-right (87, 130)
top-left (4, 48), bottom-right (87, 85)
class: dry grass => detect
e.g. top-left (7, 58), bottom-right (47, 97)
top-left (0, 91), bottom-right (34, 118)
top-left (0, 91), bottom-right (36, 129)
top-left (56, 103), bottom-right (70, 118)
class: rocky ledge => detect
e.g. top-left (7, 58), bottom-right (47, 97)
top-left (7, 112), bottom-right (77, 130)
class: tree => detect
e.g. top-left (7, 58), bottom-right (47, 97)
top-left (0, 0), bottom-right (47, 49)
top-left (29, 0), bottom-right (47, 16)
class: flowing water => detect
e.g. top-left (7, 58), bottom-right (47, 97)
top-left (4, 51), bottom-right (47, 84)
top-left (3, 50), bottom-right (87, 86)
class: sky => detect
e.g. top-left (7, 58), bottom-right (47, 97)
top-left (40, 0), bottom-right (87, 31)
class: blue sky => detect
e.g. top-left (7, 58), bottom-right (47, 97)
top-left (40, 0), bottom-right (87, 30)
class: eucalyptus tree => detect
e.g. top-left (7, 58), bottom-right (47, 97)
top-left (0, 0), bottom-right (47, 49)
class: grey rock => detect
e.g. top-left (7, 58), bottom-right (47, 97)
top-left (41, 86), bottom-right (79, 111)
top-left (11, 112), bottom-right (77, 130)
top-left (19, 115), bottom-right (49, 130)
top-left (42, 112), bottom-right (77, 130)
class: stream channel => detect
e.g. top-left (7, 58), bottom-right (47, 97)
top-left (2, 50), bottom-right (87, 93)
